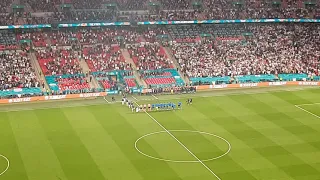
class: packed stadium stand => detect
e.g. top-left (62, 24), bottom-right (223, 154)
top-left (170, 23), bottom-right (319, 85)
top-left (0, 0), bottom-right (319, 98)
top-left (0, 51), bottom-right (42, 98)
top-left (35, 47), bottom-right (92, 93)
top-left (0, 0), bottom-right (318, 24)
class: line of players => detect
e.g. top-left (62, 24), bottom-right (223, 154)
top-left (122, 97), bottom-right (190, 113)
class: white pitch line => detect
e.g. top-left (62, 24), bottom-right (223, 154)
top-left (131, 96), bottom-right (138, 101)
top-left (135, 130), bottom-right (231, 163)
top-left (151, 94), bottom-right (159, 100)
top-left (103, 96), bottom-right (110, 103)
top-left (295, 102), bottom-right (320, 106)
top-left (295, 105), bottom-right (320, 119)
top-left (129, 100), bottom-right (221, 180)
top-left (0, 154), bottom-right (9, 176)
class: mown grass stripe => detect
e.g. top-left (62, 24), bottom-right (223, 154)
top-left (189, 97), bottom-right (289, 179)
top-left (89, 104), bottom-right (187, 180)
top-left (146, 101), bottom-right (257, 180)
top-left (8, 110), bottom-right (67, 180)
top-left (228, 94), bottom-right (320, 179)
top-left (0, 112), bottom-right (28, 180)
top-left (63, 105), bottom-right (145, 180)
top-left (35, 108), bottom-right (105, 180)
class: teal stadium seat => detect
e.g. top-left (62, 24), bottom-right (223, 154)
top-left (235, 74), bottom-right (277, 83)
top-left (190, 76), bottom-right (231, 85)
top-left (313, 76), bottom-right (320, 81)
top-left (278, 74), bottom-right (308, 81)
top-left (0, 87), bottom-right (42, 97)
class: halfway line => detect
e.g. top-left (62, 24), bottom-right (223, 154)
top-left (295, 105), bottom-right (320, 119)
top-left (130, 100), bottom-right (221, 180)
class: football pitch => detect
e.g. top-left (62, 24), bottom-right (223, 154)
top-left (0, 87), bottom-right (320, 180)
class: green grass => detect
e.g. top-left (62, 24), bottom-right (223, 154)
top-left (0, 87), bottom-right (320, 180)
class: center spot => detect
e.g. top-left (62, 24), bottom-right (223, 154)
top-left (135, 130), bottom-right (231, 163)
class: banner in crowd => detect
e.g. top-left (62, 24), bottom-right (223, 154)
top-left (1, 19), bottom-right (319, 29)
top-left (137, 19), bottom-right (320, 25)
top-left (0, 24), bottom-right (51, 29)
top-left (58, 22), bottom-right (130, 28)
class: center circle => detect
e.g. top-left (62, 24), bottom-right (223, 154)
top-left (135, 130), bottom-right (231, 163)
top-left (0, 154), bottom-right (9, 176)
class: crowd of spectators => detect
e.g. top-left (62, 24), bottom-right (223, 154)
top-left (127, 42), bottom-right (173, 70)
top-left (156, 10), bottom-right (203, 21)
top-left (36, 48), bottom-right (83, 75)
top-left (172, 24), bottom-right (320, 79)
top-left (0, 0), bottom-right (11, 13)
top-left (25, 16), bottom-right (52, 25)
top-left (116, 0), bottom-right (147, 10)
top-left (0, 14), bottom-right (16, 26)
top-left (17, 32), bottom-right (49, 47)
top-left (140, 70), bottom-right (172, 77)
top-left (157, 0), bottom-right (193, 10)
top-left (151, 7), bottom-right (318, 21)
top-left (77, 28), bottom-right (139, 45)
top-left (143, 28), bottom-right (168, 43)
top-left (0, 0), bottom-right (318, 26)
top-left (21, 0), bottom-right (60, 12)
top-left (53, 10), bottom-right (116, 23)
top-left (83, 44), bottom-right (131, 72)
top-left (145, 86), bottom-right (196, 95)
top-left (72, 0), bottom-right (103, 9)
top-left (49, 31), bottom-right (78, 46)
top-left (0, 51), bottom-right (39, 90)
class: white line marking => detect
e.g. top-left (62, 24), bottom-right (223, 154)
top-left (131, 96), bottom-right (138, 101)
top-left (295, 105), bottom-right (320, 119)
top-left (135, 130), bottom-right (231, 163)
top-left (130, 100), bottom-right (221, 180)
top-left (0, 154), bottom-right (9, 176)
top-left (1, 87), bottom-right (314, 112)
top-left (151, 94), bottom-right (159, 100)
top-left (103, 96), bottom-right (110, 103)
top-left (295, 102), bottom-right (320, 106)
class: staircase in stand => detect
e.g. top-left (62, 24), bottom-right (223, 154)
top-left (121, 49), bottom-right (147, 87)
top-left (76, 52), bottom-right (100, 89)
top-left (28, 52), bottom-right (50, 92)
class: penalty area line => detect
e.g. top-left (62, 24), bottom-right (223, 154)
top-left (128, 100), bottom-right (221, 180)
